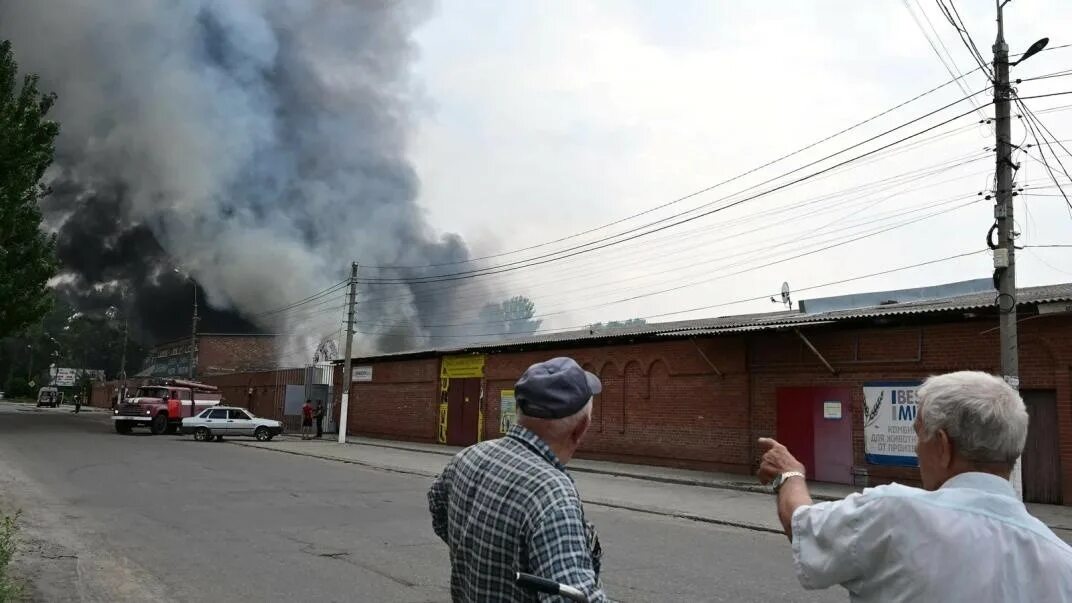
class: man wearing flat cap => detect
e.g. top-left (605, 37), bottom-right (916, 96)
top-left (428, 357), bottom-right (606, 602)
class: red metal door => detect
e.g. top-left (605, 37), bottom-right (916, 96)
top-left (446, 378), bottom-right (481, 446)
top-left (776, 388), bottom-right (816, 480)
top-left (776, 387), bottom-right (853, 484)
top-left (1022, 390), bottom-right (1062, 504)
top-left (812, 388), bottom-right (853, 484)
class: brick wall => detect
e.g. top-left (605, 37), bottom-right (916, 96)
top-left (331, 358), bottom-right (440, 443)
top-left (199, 368), bottom-right (306, 421)
top-left (197, 335), bottom-right (280, 375)
top-left (259, 312), bottom-right (1072, 505)
top-left (483, 338), bottom-right (749, 472)
top-left (749, 317), bottom-right (1072, 500)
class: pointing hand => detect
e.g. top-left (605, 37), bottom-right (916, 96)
top-left (756, 437), bottom-right (806, 485)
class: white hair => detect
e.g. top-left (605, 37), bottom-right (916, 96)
top-left (517, 399), bottom-right (593, 442)
top-left (916, 371), bottom-right (1029, 465)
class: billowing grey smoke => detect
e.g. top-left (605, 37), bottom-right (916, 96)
top-left (0, 0), bottom-right (484, 358)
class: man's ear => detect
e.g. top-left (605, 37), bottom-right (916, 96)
top-left (937, 429), bottom-right (954, 468)
top-left (572, 412), bottom-right (591, 444)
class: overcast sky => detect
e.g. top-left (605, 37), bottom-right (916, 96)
top-left (399, 0), bottom-right (1072, 334)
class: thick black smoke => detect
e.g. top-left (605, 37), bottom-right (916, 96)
top-left (1, 0), bottom-right (489, 362)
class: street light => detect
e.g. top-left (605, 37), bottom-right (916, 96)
top-left (174, 268), bottom-right (199, 380)
top-left (1012, 37), bottom-right (1048, 67)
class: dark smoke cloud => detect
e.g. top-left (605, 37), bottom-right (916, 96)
top-left (1, 0), bottom-right (490, 361)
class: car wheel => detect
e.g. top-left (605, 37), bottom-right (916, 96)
top-left (255, 427), bottom-right (270, 441)
top-left (149, 414), bottom-right (168, 435)
top-left (193, 427), bottom-right (210, 442)
top-left (114, 422), bottom-right (133, 434)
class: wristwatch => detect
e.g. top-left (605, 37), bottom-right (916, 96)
top-left (771, 471), bottom-right (806, 494)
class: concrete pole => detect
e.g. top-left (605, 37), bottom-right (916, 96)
top-left (120, 316), bottom-right (128, 380)
top-left (992, 0), bottom-right (1022, 499)
top-left (188, 282), bottom-right (199, 381)
top-left (338, 262), bottom-right (358, 444)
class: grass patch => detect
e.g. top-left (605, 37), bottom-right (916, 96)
top-left (0, 510), bottom-right (22, 602)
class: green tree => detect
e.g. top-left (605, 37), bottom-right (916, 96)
top-left (478, 295), bottom-right (542, 335)
top-left (0, 40), bottom-right (60, 338)
top-left (590, 318), bottom-right (647, 331)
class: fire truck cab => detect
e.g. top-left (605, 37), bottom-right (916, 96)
top-left (113, 378), bottom-right (222, 435)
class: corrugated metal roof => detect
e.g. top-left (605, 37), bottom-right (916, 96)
top-left (340, 282), bottom-right (1072, 362)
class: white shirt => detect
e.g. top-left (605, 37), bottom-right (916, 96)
top-left (792, 472), bottom-right (1072, 602)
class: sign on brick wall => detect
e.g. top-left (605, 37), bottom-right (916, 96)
top-left (500, 389), bottom-right (516, 433)
top-left (351, 366), bottom-right (373, 382)
top-left (863, 381), bottom-right (921, 467)
top-left (440, 355), bottom-right (485, 379)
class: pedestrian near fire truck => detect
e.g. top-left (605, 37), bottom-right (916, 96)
top-left (301, 400), bottom-right (314, 440)
top-left (428, 357), bottom-right (606, 602)
top-left (757, 371), bottom-right (1072, 602)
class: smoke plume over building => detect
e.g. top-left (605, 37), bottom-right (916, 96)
top-left (0, 0), bottom-right (486, 362)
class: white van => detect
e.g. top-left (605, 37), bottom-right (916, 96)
top-left (36, 387), bottom-right (62, 408)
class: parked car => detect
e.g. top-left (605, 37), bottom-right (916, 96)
top-left (36, 386), bottom-right (62, 408)
top-left (180, 406), bottom-right (282, 442)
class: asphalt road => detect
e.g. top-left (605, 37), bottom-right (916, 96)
top-left (0, 404), bottom-right (840, 602)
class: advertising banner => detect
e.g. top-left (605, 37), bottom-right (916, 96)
top-left (863, 381), bottom-right (922, 467)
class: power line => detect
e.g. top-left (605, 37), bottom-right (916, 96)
top-left (1018, 96), bottom-right (1072, 161)
top-left (937, 0), bottom-right (993, 77)
top-left (353, 151), bottom-right (992, 309)
top-left (352, 120), bottom-right (989, 312)
top-left (347, 250), bottom-right (989, 341)
top-left (359, 101), bottom-right (989, 285)
top-left (904, 0), bottom-right (989, 120)
top-left (356, 178), bottom-right (993, 320)
top-left (247, 279), bottom-right (349, 318)
top-left (1013, 42), bottom-right (1072, 57)
top-left (363, 76), bottom-right (988, 271)
top-left (354, 199), bottom-right (982, 331)
top-left (1015, 95), bottom-right (1072, 210)
top-left (1018, 69), bottom-right (1072, 83)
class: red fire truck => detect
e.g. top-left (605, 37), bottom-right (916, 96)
top-left (112, 379), bottom-right (222, 435)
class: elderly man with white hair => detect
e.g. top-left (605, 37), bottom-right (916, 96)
top-left (429, 357), bottom-right (606, 602)
top-left (757, 370), bottom-right (1072, 602)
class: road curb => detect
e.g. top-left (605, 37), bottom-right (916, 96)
top-left (585, 499), bottom-right (784, 535)
top-left (339, 438), bottom-right (846, 503)
top-left (568, 466), bottom-right (842, 502)
top-left (232, 441), bottom-right (787, 536)
top-left (230, 439), bottom-right (439, 476)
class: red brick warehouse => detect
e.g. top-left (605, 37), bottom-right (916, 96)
top-left (335, 279), bottom-right (1072, 506)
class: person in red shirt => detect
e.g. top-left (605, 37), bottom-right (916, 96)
top-left (301, 400), bottom-right (314, 440)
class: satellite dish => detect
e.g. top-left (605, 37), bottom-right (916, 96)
top-left (781, 282), bottom-right (792, 308)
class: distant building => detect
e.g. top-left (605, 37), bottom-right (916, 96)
top-left (332, 279), bottom-right (1072, 506)
top-left (140, 333), bottom-right (280, 377)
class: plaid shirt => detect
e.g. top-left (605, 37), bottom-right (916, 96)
top-left (428, 424), bottom-right (605, 602)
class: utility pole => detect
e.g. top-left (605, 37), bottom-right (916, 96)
top-left (992, 0), bottom-right (1021, 498)
top-left (338, 262), bottom-right (358, 444)
top-left (119, 316), bottom-right (128, 381)
top-left (188, 282), bottom-right (199, 380)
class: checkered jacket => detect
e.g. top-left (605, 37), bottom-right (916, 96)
top-left (428, 424), bottom-right (605, 602)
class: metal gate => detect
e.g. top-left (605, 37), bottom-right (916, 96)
top-left (1022, 390), bottom-right (1062, 504)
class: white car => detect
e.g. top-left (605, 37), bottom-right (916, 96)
top-left (180, 406), bottom-right (283, 442)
